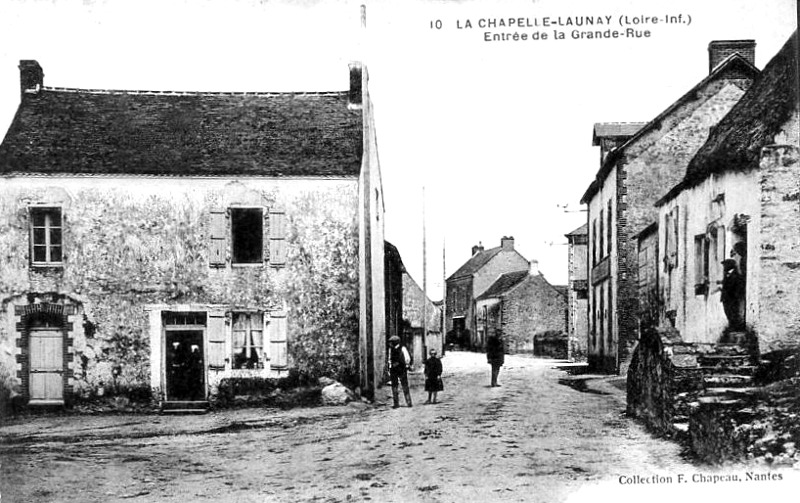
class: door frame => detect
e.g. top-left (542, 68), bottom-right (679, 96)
top-left (162, 322), bottom-right (207, 402)
top-left (28, 327), bottom-right (66, 405)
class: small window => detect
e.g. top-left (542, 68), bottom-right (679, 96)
top-left (30, 207), bottom-right (62, 265)
top-left (694, 234), bottom-right (710, 295)
top-left (576, 289), bottom-right (588, 300)
top-left (232, 312), bottom-right (264, 369)
top-left (231, 208), bottom-right (263, 264)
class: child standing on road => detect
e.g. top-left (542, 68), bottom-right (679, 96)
top-left (424, 348), bottom-right (444, 404)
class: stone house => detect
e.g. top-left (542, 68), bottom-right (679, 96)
top-left (475, 261), bottom-right (567, 355)
top-left (565, 223), bottom-right (589, 360)
top-left (628, 33), bottom-right (799, 453)
top-left (445, 237), bottom-right (529, 349)
top-left (401, 271), bottom-right (442, 366)
top-left (0, 59), bottom-right (388, 409)
top-left (652, 31), bottom-right (799, 353)
top-left (580, 40), bottom-right (760, 373)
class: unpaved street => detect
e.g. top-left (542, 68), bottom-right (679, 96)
top-left (2, 353), bottom-right (700, 502)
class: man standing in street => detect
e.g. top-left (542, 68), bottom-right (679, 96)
top-left (388, 335), bottom-right (413, 408)
top-left (486, 333), bottom-right (505, 387)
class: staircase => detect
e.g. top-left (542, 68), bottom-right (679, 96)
top-left (671, 335), bottom-right (758, 437)
top-left (160, 400), bottom-right (210, 414)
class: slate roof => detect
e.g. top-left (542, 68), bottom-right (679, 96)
top-left (553, 285), bottom-right (569, 297)
top-left (565, 223), bottom-right (588, 237)
top-left (657, 31), bottom-right (799, 206)
top-left (0, 88), bottom-right (363, 177)
top-left (476, 271), bottom-right (529, 300)
top-left (591, 122), bottom-right (646, 145)
top-left (580, 53), bottom-right (760, 204)
top-left (447, 246), bottom-right (503, 281)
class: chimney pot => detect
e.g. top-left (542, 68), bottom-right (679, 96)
top-left (501, 236), bottom-right (515, 250)
top-left (472, 242), bottom-right (484, 256)
top-left (348, 62), bottom-right (363, 108)
top-left (19, 60), bottom-right (43, 98)
top-left (708, 40), bottom-right (756, 73)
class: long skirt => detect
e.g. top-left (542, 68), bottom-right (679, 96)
top-left (425, 376), bottom-right (444, 392)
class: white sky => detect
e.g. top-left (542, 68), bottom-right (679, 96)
top-left (0, 0), bottom-right (796, 300)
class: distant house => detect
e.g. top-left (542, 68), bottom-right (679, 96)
top-left (565, 223), bottom-right (589, 360)
top-left (651, 32), bottom-right (799, 352)
top-left (580, 40), bottom-right (760, 373)
top-left (0, 60), bottom-right (387, 408)
top-left (401, 271), bottom-right (442, 365)
top-left (475, 261), bottom-right (567, 355)
top-left (445, 237), bottom-right (529, 349)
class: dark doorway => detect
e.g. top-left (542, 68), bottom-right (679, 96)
top-left (166, 330), bottom-right (205, 401)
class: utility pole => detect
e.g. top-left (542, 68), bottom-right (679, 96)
top-left (422, 186), bottom-right (428, 364)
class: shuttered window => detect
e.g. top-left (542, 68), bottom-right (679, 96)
top-left (209, 209), bottom-right (227, 267)
top-left (269, 208), bottom-right (287, 266)
top-left (231, 208), bottom-right (264, 264)
top-left (232, 312), bottom-right (264, 369)
top-left (207, 313), bottom-right (227, 369)
top-left (269, 310), bottom-right (288, 368)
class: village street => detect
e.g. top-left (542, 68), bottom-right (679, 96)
top-left (1, 352), bottom-right (780, 503)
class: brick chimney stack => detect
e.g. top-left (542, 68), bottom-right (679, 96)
top-left (708, 40), bottom-right (756, 73)
top-left (501, 236), bottom-right (515, 251)
top-left (348, 62), bottom-right (363, 109)
top-left (19, 60), bottom-right (43, 99)
top-left (472, 242), bottom-right (484, 256)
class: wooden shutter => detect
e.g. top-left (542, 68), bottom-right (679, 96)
top-left (207, 313), bottom-right (227, 370)
top-left (269, 208), bottom-right (287, 266)
top-left (209, 209), bottom-right (227, 267)
top-left (269, 310), bottom-right (288, 368)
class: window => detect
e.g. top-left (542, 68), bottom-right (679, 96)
top-left (232, 312), bottom-right (264, 369)
top-left (30, 207), bottom-right (62, 264)
top-left (694, 234), bottom-right (710, 295)
top-left (231, 208), bottom-right (263, 264)
top-left (599, 209), bottom-right (604, 260)
top-left (607, 200), bottom-right (612, 255)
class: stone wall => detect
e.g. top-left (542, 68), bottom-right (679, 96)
top-left (757, 143), bottom-right (800, 353)
top-left (501, 274), bottom-right (567, 354)
top-left (0, 177), bottom-right (360, 403)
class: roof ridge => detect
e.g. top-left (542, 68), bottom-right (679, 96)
top-left (41, 86), bottom-right (348, 97)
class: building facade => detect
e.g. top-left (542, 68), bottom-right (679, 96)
top-left (476, 261), bottom-right (567, 355)
top-left (580, 41), bottom-right (759, 373)
top-left (401, 271), bottom-right (442, 366)
top-left (652, 32), bottom-right (799, 353)
top-left (445, 237), bottom-right (529, 349)
top-left (565, 223), bottom-right (589, 360)
top-left (0, 60), bottom-right (387, 407)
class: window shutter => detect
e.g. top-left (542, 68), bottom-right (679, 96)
top-left (269, 310), bottom-right (288, 368)
top-left (269, 208), bottom-right (287, 266)
top-left (207, 313), bottom-right (227, 369)
top-left (209, 209), bottom-right (227, 267)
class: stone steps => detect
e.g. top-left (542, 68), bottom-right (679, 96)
top-left (697, 354), bottom-right (753, 367)
top-left (703, 374), bottom-right (754, 388)
top-left (160, 400), bottom-right (209, 414)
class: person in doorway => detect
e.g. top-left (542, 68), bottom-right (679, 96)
top-left (486, 333), bottom-right (505, 387)
top-left (721, 258), bottom-right (745, 330)
top-left (423, 348), bottom-right (443, 404)
top-left (387, 335), bottom-right (412, 408)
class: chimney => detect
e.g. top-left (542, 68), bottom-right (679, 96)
top-left (501, 236), bottom-right (514, 251)
top-left (471, 242), bottom-right (484, 256)
top-left (19, 60), bottom-right (43, 98)
top-left (348, 62), bottom-right (363, 108)
top-left (708, 40), bottom-right (755, 73)
top-left (529, 260), bottom-right (539, 276)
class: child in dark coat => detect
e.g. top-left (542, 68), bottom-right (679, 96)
top-left (424, 349), bottom-right (443, 404)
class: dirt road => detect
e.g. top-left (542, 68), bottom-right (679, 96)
top-left (1, 352), bottom-right (783, 503)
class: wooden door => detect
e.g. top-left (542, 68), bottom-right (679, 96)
top-left (165, 330), bottom-right (205, 401)
top-left (29, 329), bottom-right (64, 402)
